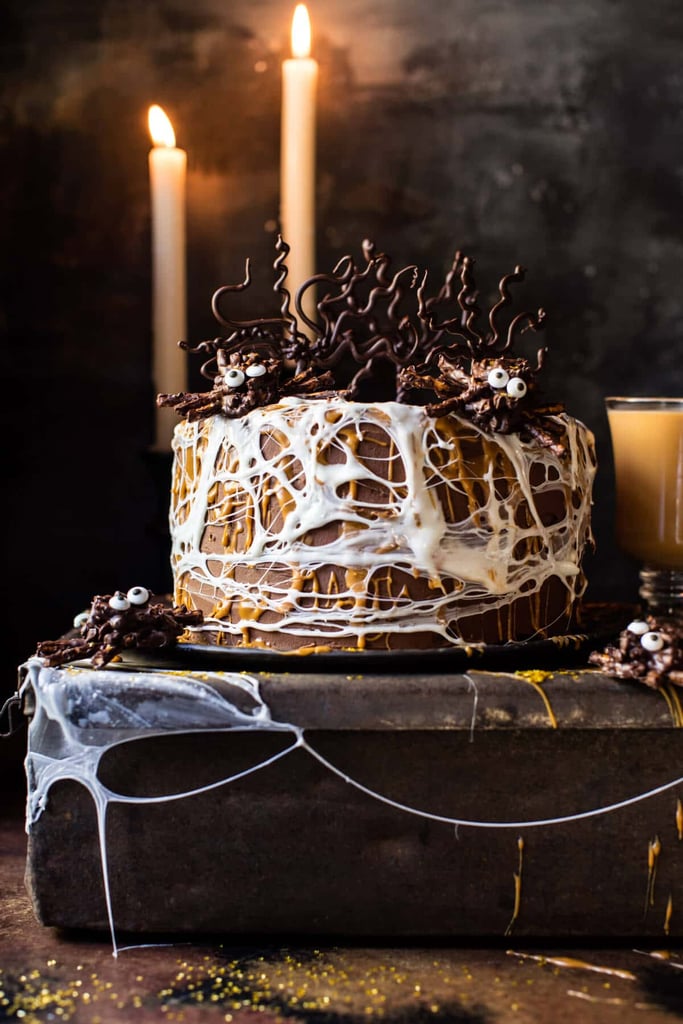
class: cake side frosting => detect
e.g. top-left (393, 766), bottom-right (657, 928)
top-left (170, 396), bottom-right (595, 650)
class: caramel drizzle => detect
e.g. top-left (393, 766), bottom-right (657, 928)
top-left (504, 836), bottom-right (524, 936)
top-left (664, 893), bottom-right (674, 936)
top-left (515, 671), bottom-right (558, 728)
top-left (507, 950), bottom-right (636, 980)
top-left (663, 683), bottom-right (683, 727)
top-left (645, 835), bottom-right (662, 916)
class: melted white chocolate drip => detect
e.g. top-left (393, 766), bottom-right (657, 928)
top-left (169, 398), bottom-right (595, 647)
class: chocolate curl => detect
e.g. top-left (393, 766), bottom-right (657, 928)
top-left (435, 249), bottom-right (466, 305)
top-left (415, 254), bottom-right (483, 358)
top-left (486, 264), bottom-right (546, 354)
top-left (273, 235), bottom-right (296, 333)
top-left (326, 264), bottom-right (419, 353)
top-left (211, 258), bottom-right (255, 328)
top-left (506, 307), bottom-right (547, 349)
top-left (273, 236), bottom-right (311, 371)
top-left (488, 265), bottom-right (526, 349)
top-left (178, 237), bottom-right (311, 382)
top-left (307, 257), bottom-right (423, 396)
top-left (295, 252), bottom-right (369, 341)
top-left (457, 256), bottom-right (485, 349)
top-left (211, 238), bottom-right (301, 333)
top-left (536, 345), bottom-right (548, 372)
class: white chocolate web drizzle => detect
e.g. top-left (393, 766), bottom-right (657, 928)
top-left (169, 399), bottom-right (596, 647)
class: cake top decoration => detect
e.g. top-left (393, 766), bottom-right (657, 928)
top-left (158, 238), bottom-right (561, 447)
top-left (589, 615), bottom-right (683, 689)
top-left (35, 588), bottom-right (203, 669)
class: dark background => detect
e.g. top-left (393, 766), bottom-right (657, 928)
top-left (2, 0), bottom-right (683, 719)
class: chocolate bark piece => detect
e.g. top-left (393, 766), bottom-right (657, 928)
top-left (35, 590), bottom-right (203, 668)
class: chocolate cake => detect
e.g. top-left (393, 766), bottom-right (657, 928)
top-left (159, 240), bottom-right (596, 651)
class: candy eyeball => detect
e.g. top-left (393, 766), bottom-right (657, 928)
top-left (224, 368), bottom-right (246, 388)
top-left (73, 610), bottom-right (90, 629)
top-left (627, 619), bottom-right (649, 635)
top-left (245, 363), bottom-right (267, 378)
top-left (487, 367), bottom-right (509, 389)
top-left (641, 631), bottom-right (665, 652)
top-left (127, 586), bottom-right (150, 606)
top-left (108, 592), bottom-right (130, 611)
top-left (506, 376), bottom-right (528, 399)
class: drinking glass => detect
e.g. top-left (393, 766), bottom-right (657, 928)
top-left (605, 397), bottom-right (683, 618)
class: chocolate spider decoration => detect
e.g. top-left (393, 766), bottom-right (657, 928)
top-left (159, 345), bottom-right (336, 421)
top-left (35, 587), bottom-right (203, 669)
top-left (158, 237), bottom-right (335, 420)
top-left (589, 615), bottom-right (683, 689)
top-left (398, 259), bottom-right (566, 452)
top-left (400, 351), bottom-right (566, 454)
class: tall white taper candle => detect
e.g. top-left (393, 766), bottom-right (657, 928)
top-left (148, 104), bottom-right (187, 451)
top-left (281, 4), bottom-right (318, 323)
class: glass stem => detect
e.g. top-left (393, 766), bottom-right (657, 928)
top-left (639, 566), bottom-right (683, 620)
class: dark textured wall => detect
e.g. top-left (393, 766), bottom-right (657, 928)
top-left (2, 0), bottom-right (683, 687)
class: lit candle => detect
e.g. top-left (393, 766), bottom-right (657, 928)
top-left (148, 104), bottom-right (187, 450)
top-left (280, 4), bottom-right (318, 321)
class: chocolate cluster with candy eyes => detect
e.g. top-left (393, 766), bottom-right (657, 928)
top-left (589, 615), bottom-right (683, 689)
top-left (400, 351), bottom-right (567, 453)
top-left (216, 350), bottom-right (282, 417)
top-left (471, 357), bottom-right (537, 425)
top-left (35, 587), bottom-right (203, 669)
top-left (158, 342), bottom-right (336, 421)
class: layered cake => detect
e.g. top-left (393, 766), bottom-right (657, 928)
top-left (159, 240), bottom-right (596, 651)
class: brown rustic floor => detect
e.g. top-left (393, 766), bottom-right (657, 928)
top-left (1, 814), bottom-right (682, 1024)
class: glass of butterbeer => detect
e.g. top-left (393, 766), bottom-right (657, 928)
top-left (605, 397), bottom-right (683, 617)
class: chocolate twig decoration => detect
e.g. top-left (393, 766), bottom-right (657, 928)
top-left (159, 237), bottom-right (563, 447)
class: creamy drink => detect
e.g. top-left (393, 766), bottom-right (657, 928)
top-left (606, 399), bottom-right (683, 569)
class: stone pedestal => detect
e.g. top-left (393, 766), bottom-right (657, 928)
top-left (21, 659), bottom-right (683, 937)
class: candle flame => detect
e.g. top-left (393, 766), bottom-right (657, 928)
top-left (291, 4), bottom-right (311, 58)
top-left (148, 104), bottom-right (176, 148)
